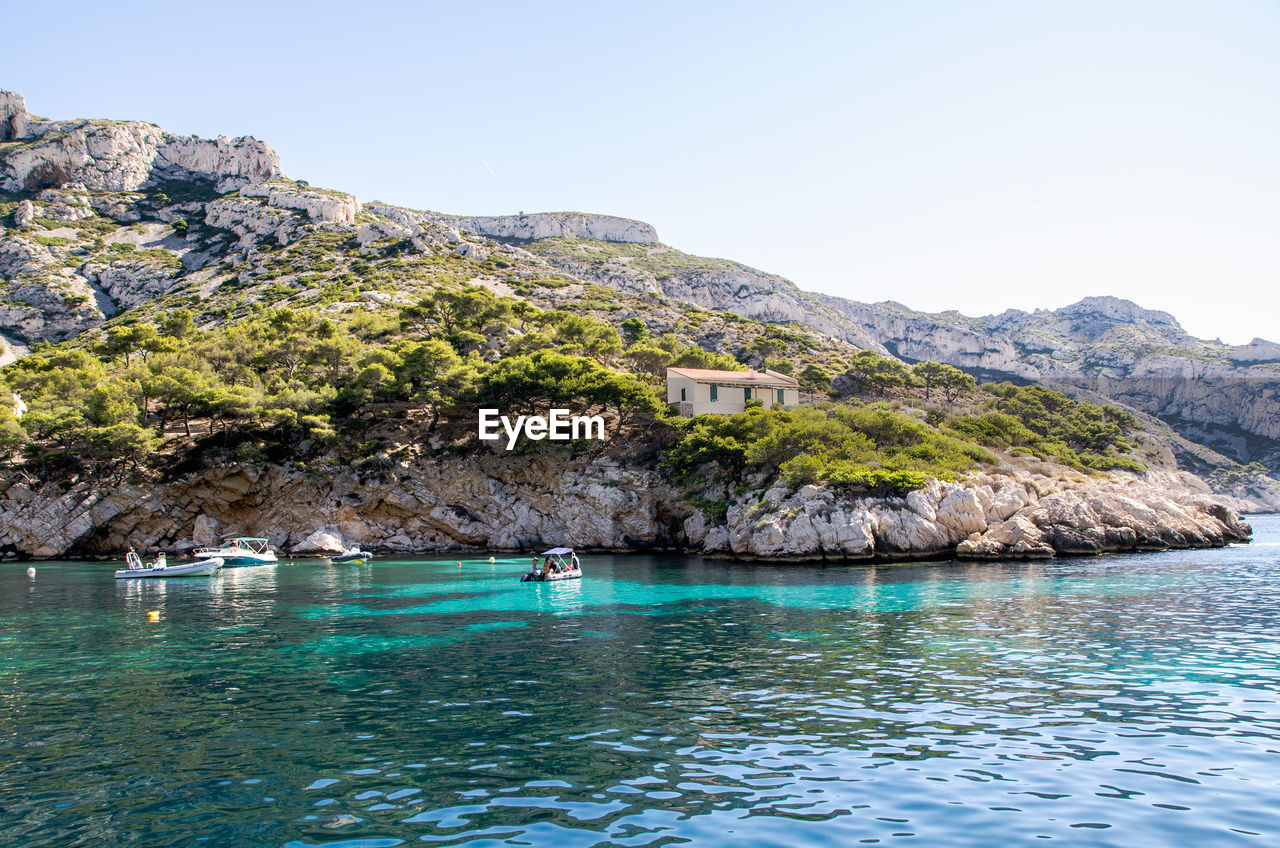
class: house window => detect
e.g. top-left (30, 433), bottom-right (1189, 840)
top-left (777, 389), bottom-right (785, 403)
top-left (680, 387), bottom-right (686, 402)
top-left (744, 387), bottom-right (752, 402)
top-left (710, 384), bottom-right (718, 402)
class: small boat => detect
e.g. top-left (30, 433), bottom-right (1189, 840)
top-left (115, 551), bottom-right (223, 579)
top-left (330, 548), bottom-right (373, 565)
top-left (520, 547), bottom-right (582, 582)
top-left (194, 536), bottom-right (278, 567)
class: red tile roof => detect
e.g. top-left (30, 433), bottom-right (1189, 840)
top-left (667, 367), bottom-right (799, 387)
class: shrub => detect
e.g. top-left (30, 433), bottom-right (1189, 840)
top-left (666, 401), bottom-right (994, 491)
top-left (954, 384), bottom-right (1143, 472)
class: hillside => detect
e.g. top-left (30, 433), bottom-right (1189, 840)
top-left (0, 91), bottom-right (1269, 559)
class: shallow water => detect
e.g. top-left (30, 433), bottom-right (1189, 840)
top-left (4, 518), bottom-right (1280, 847)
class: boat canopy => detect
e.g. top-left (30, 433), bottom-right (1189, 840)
top-left (539, 547), bottom-right (575, 556)
top-left (226, 537), bottom-right (271, 552)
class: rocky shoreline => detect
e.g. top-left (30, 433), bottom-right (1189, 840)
top-left (690, 469), bottom-right (1252, 562)
top-left (0, 453), bottom-right (1252, 562)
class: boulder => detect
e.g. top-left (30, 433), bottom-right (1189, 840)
top-left (13, 200), bottom-right (35, 227)
top-left (240, 181), bottom-right (359, 224)
top-left (986, 483), bottom-right (1031, 521)
top-left (934, 487), bottom-right (988, 539)
top-left (957, 514), bottom-right (1055, 559)
top-left (192, 514), bottom-right (220, 547)
top-left (873, 506), bottom-right (950, 554)
top-left (292, 527), bottom-right (347, 554)
top-left (0, 90), bottom-right (29, 141)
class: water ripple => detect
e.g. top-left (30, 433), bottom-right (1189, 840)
top-left (3, 520), bottom-right (1280, 845)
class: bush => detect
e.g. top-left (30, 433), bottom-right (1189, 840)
top-left (666, 401), bottom-right (994, 491)
top-left (953, 384), bottom-right (1143, 472)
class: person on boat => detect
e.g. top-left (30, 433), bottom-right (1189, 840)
top-left (526, 557), bottom-right (540, 581)
top-left (570, 552), bottom-right (580, 571)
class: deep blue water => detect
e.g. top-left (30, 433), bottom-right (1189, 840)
top-left (3, 517), bottom-right (1280, 847)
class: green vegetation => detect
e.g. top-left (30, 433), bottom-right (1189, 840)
top-left (1212, 461), bottom-right (1270, 489)
top-left (0, 284), bottom-right (673, 478)
top-left (665, 403), bottom-right (996, 494)
top-left (912, 361), bottom-right (977, 401)
top-left (950, 383), bottom-right (1143, 472)
top-left (836, 350), bottom-right (979, 401)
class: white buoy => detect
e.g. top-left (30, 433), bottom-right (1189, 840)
top-left (26, 566), bottom-right (35, 577)
top-left (488, 556), bottom-right (496, 563)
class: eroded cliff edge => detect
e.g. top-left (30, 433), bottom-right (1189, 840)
top-left (0, 455), bottom-right (1249, 562)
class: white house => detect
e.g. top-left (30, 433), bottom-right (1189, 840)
top-left (666, 367), bottom-right (800, 416)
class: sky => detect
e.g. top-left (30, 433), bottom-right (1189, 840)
top-left (6, 1), bottom-right (1277, 343)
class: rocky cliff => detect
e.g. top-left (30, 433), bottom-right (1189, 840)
top-left (0, 449), bottom-right (1248, 561)
top-left (0, 90), bottom-right (281, 193)
top-left (432, 211), bottom-right (660, 244)
top-left (695, 468), bottom-right (1250, 561)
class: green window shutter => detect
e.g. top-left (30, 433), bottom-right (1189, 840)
top-left (777, 388), bottom-right (784, 403)
top-left (680, 387), bottom-right (686, 401)
top-left (744, 387), bottom-right (751, 401)
top-left (710, 384), bottom-right (718, 402)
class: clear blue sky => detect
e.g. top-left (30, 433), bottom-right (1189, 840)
top-left (7, 1), bottom-right (1277, 343)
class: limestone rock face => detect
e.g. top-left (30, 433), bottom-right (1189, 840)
top-left (204, 195), bottom-right (296, 247)
top-left (156, 136), bottom-right (282, 193)
top-left (437, 212), bottom-right (660, 244)
top-left (0, 231), bottom-right (107, 343)
top-left (0, 454), bottom-right (688, 559)
top-left (706, 467), bottom-right (1249, 562)
top-left (32, 187), bottom-right (96, 222)
top-left (0, 90), bottom-right (29, 141)
top-left (0, 454), bottom-right (1252, 562)
top-left (0, 95), bottom-right (282, 194)
top-left (934, 486), bottom-right (988, 537)
top-left (240, 181), bottom-right (359, 224)
top-left (83, 257), bottom-right (182, 310)
top-left (13, 200), bottom-right (34, 227)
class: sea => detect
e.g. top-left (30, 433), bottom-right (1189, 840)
top-left (4, 516), bottom-right (1280, 847)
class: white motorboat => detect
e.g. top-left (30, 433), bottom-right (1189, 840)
top-left (520, 547), bottom-right (583, 582)
top-left (194, 536), bottom-right (278, 567)
top-left (115, 551), bottom-right (223, 579)
top-left (330, 548), bottom-right (373, 565)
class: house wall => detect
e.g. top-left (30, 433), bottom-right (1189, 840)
top-left (666, 374), bottom-right (800, 416)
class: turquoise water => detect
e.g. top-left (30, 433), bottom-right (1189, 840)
top-left (4, 520), bottom-right (1280, 847)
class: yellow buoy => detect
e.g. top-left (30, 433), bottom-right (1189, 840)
top-left (147, 610), bottom-right (161, 622)
top-left (488, 556), bottom-right (496, 563)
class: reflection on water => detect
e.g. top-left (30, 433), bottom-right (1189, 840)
top-left (3, 518), bottom-right (1280, 846)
